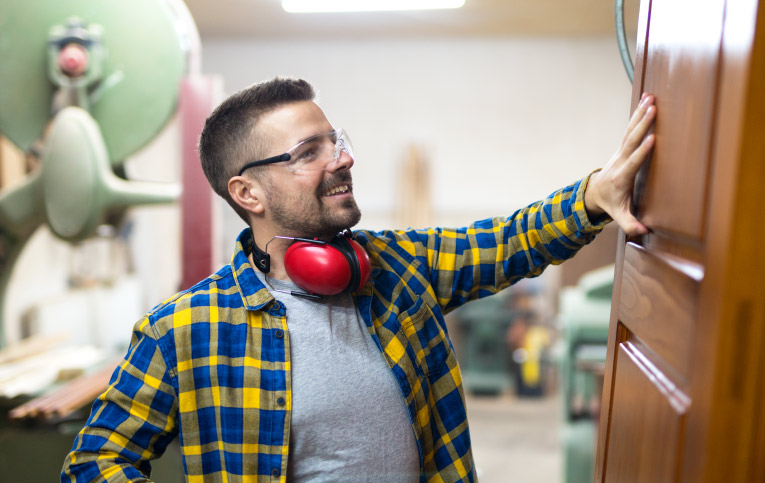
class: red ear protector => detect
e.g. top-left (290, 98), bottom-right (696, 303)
top-left (250, 231), bottom-right (371, 298)
top-left (284, 232), bottom-right (371, 296)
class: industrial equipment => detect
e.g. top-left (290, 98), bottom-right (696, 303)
top-left (0, 0), bottom-right (195, 345)
top-left (453, 282), bottom-right (550, 397)
top-left (556, 265), bottom-right (613, 483)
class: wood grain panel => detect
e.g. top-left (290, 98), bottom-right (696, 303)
top-left (637, 0), bottom-right (725, 240)
top-left (619, 243), bottom-right (698, 378)
top-left (604, 341), bottom-right (689, 482)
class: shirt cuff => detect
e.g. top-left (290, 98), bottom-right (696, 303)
top-left (576, 169), bottom-right (612, 230)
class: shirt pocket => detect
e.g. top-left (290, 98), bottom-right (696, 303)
top-left (398, 297), bottom-right (452, 378)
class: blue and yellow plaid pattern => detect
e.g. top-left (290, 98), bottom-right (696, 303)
top-left (62, 175), bottom-right (606, 483)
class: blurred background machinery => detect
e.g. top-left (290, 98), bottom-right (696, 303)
top-left (452, 293), bottom-right (514, 396)
top-left (452, 278), bottom-right (554, 398)
top-left (0, 0), bottom-right (190, 344)
top-left (556, 265), bottom-right (613, 483)
top-left (0, 0), bottom-right (210, 480)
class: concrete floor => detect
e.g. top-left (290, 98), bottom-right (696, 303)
top-left (466, 393), bottom-right (563, 483)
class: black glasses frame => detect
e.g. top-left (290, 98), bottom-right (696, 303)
top-left (237, 153), bottom-right (291, 176)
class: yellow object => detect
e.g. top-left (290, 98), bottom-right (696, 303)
top-left (521, 326), bottom-right (550, 386)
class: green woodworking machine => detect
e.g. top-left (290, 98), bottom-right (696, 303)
top-left (0, 0), bottom-right (197, 347)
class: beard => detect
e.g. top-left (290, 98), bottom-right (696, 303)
top-left (264, 171), bottom-right (362, 238)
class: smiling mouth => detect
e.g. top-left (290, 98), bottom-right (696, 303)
top-left (323, 184), bottom-right (351, 196)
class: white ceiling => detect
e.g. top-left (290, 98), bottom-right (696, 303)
top-left (183, 0), bottom-right (638, 40)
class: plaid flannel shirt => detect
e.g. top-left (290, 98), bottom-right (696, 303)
top-left (62, 175), bottom-right (607, 483)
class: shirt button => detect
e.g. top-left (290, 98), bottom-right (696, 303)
top-left (274, 329), bottom-right (284, 339)
top-left (277, 397), bottom-right (286, 406)
top-left (271, 468), bottom-right (281, 477)
top-left (272, 302), bottom-right (281, 311)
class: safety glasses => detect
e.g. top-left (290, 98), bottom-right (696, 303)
top-left (238, 128), bottom-right (353, 175)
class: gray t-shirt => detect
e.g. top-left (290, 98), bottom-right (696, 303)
top-left (257, 273), bottom-right (420, 482)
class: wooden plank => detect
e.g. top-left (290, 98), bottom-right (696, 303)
top-left (395, 144), bottom-right (432, 229)
top-left (9, 359), bottom-right (119, 423)
top-left (0, 333), bottom-right (69, 365)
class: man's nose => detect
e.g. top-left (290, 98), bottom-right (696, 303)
top-left (327, 149), bottom-right (354, 172)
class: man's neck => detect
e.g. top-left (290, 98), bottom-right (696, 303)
top-left (249, 229), bottom-right (291, 281)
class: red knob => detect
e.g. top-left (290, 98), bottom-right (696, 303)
top-left (58, 43), bottom-right (88, 77)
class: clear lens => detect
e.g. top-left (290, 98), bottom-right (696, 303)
top-left (284, 129), bottom-right (353, 172)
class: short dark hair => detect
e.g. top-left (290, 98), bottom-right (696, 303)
top-left (198, 77), bottom-right (316, 222)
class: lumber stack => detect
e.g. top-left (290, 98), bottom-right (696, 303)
top-left (9, 359), bottom-right (119, 423)
top-left (0, 333), bottom-right (113, 423)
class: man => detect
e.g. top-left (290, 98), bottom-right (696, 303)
top-left (62, 78), bottom-right (656, 482)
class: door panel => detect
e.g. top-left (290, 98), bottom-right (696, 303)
top-left (605, 341), bottom-right (688, 483)
top-left (638, 0), bottom-right (725, 241)
top-left (619, 243), bottom-right (698, 377)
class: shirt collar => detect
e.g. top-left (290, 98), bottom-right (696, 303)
top-left (231, 227), bottom-right (275, 310)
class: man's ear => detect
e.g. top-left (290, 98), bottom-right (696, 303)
top-left (228, 175), bottom-right (266, 215)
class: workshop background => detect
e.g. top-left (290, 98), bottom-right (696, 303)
top-left (0, 1), bottom-right (639, 481)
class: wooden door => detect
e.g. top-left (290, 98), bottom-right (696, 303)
top-left (595, 0), bottom-right (765, 481)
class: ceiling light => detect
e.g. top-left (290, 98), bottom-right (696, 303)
top-left (282, 0), bottom-right (465, 13)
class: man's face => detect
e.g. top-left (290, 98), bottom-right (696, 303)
top-left (254, 101), bottom-right (361, 238)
